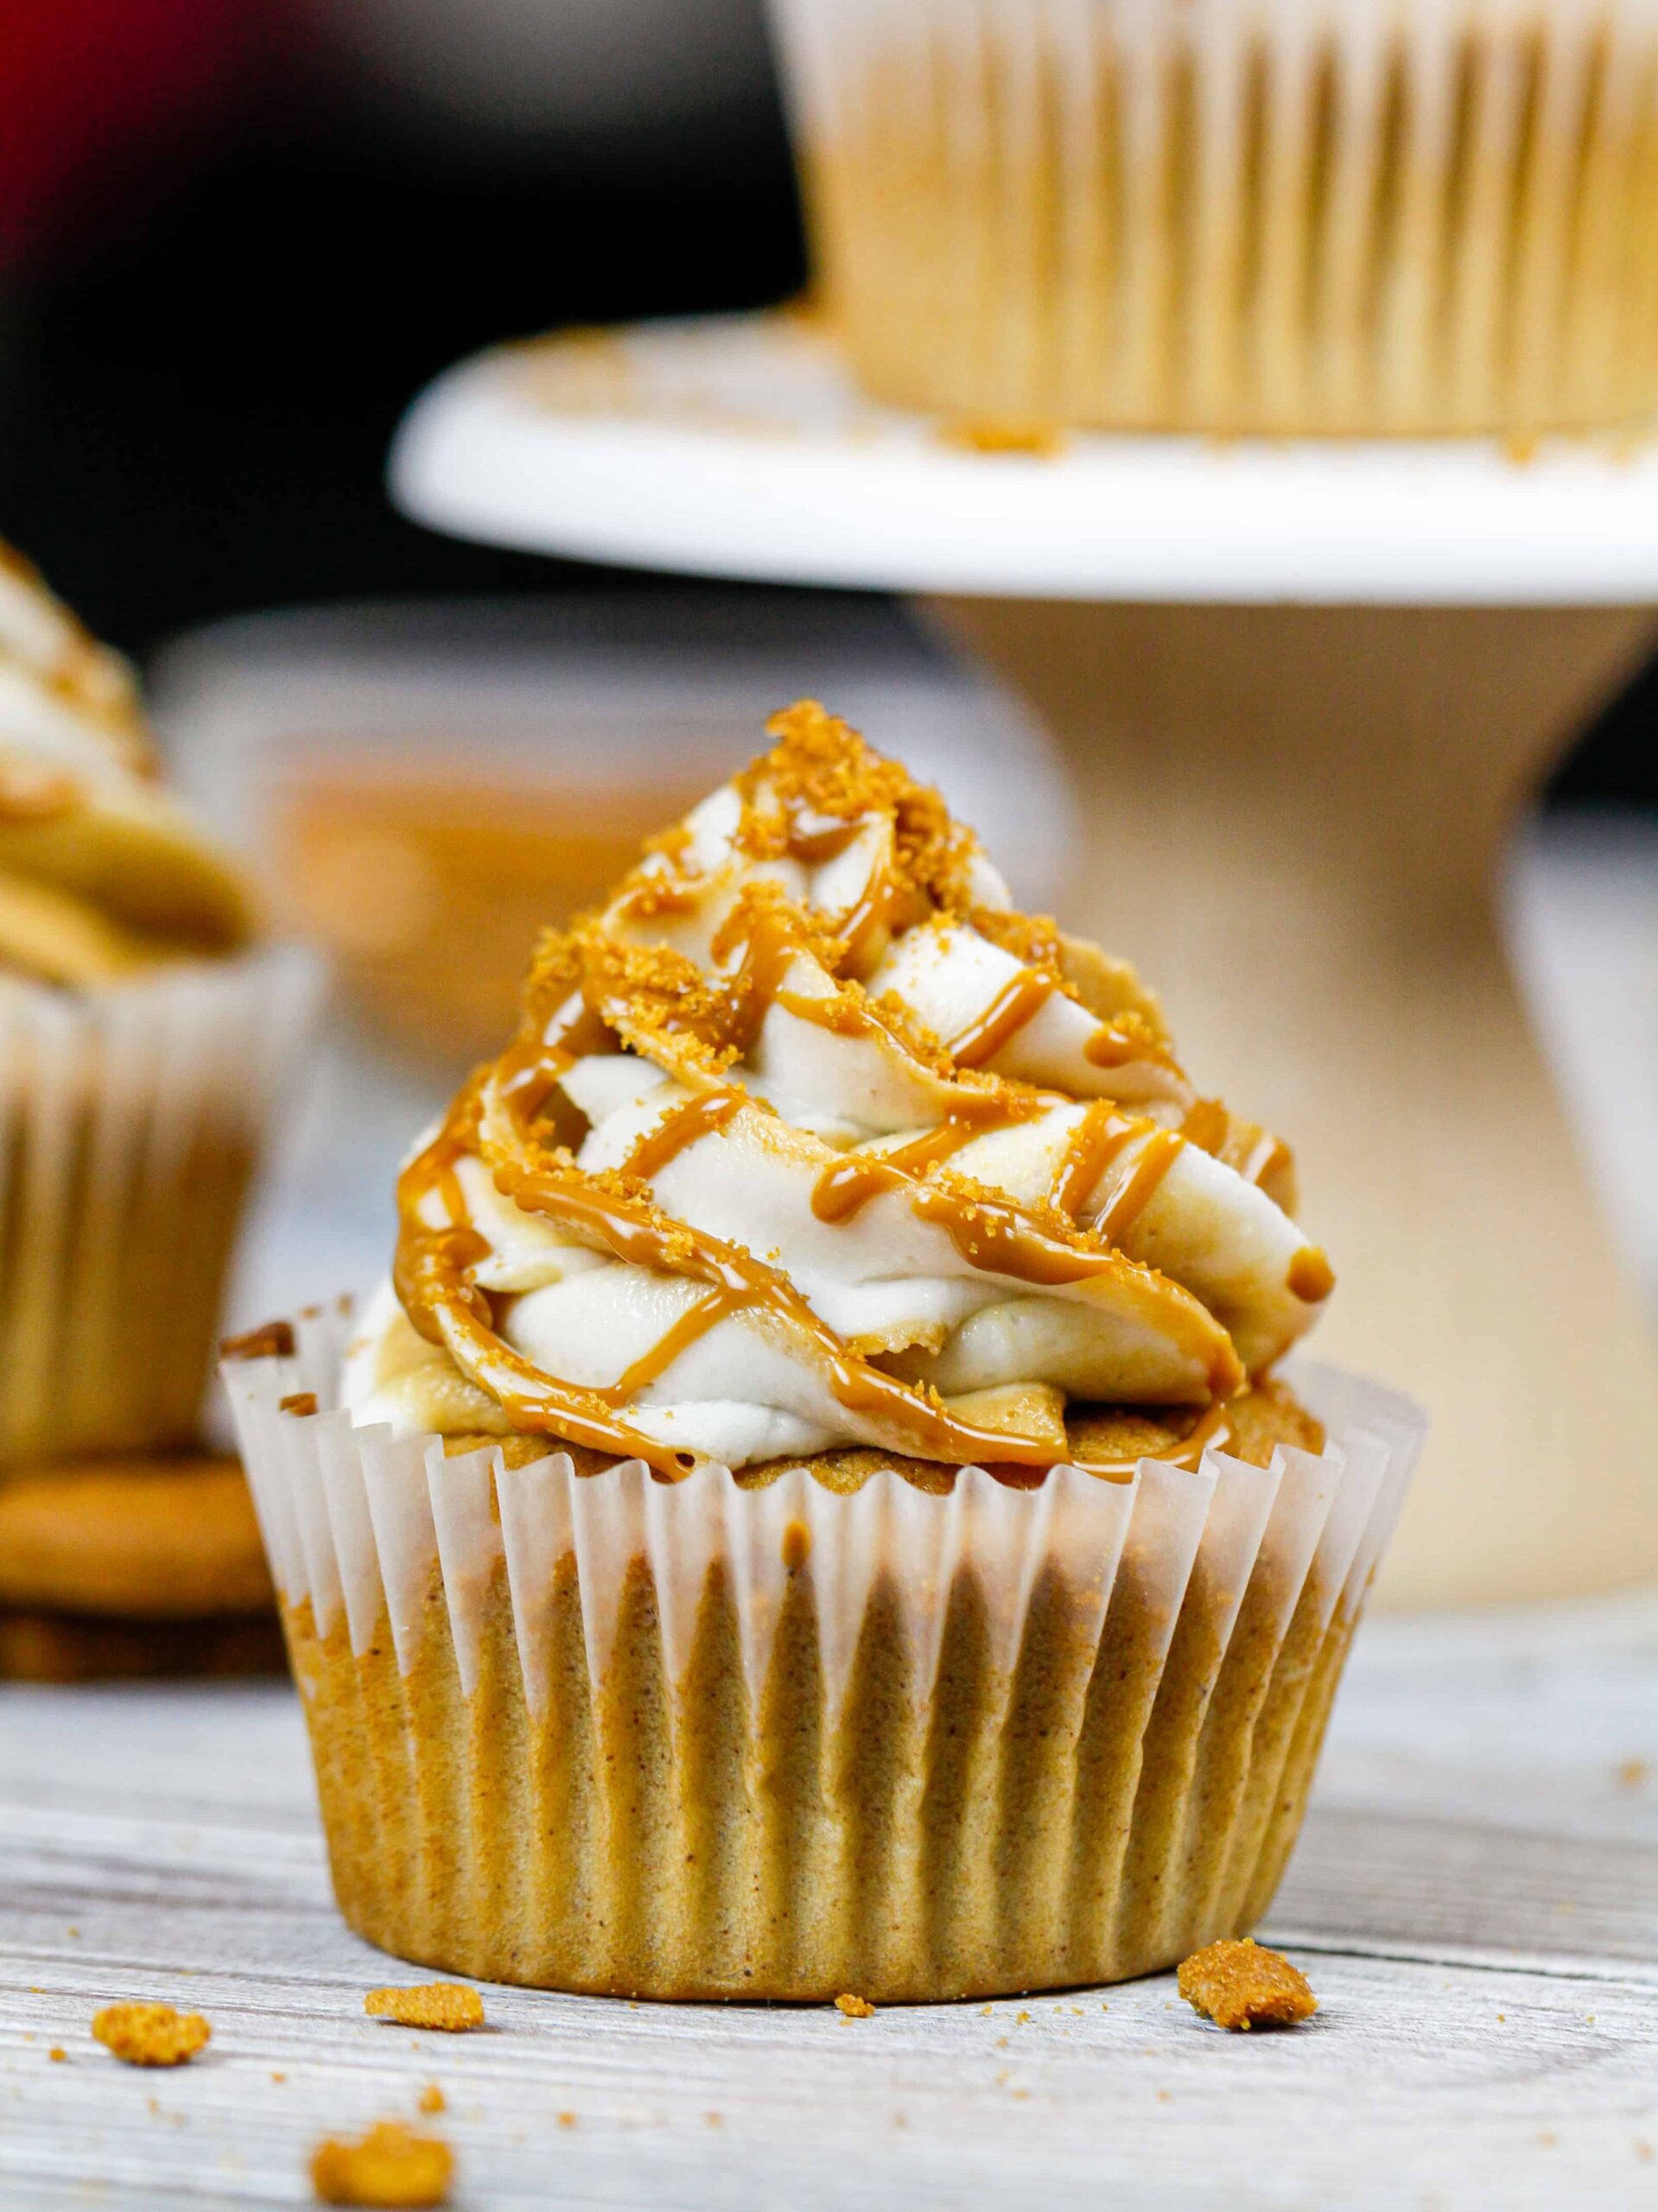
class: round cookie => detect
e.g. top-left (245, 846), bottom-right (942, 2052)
top-left (0, 1611), bottom-right (283, 1682)
top-left (0, 1454), bottom-right (273, 1618)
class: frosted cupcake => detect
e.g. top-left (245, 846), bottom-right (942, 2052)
top-left (0, 548), bottom-right (317, 1465)
top-left (767, 0), bottom-right (1658, 436)
top-left (225, 704), bottom-right (1422, 2001)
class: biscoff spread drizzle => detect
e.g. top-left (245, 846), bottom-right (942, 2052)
top-left (381, 704), bottom-right (1332, 1476)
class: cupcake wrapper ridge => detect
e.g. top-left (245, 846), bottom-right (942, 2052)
top-left (226, 1304), bottom-right (1424, 2001)
top-left (769, 0), bottom-right (1658, 435)
top-left (0, 947), bottom-right (322, 1465)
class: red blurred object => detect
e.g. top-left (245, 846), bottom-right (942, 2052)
top-left (0, 0), bottom-right (279, 268)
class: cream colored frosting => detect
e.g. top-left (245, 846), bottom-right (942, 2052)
top-left (346, 703), bottom-right (1332, 1471)
top-left (0, 544), bottom-right (253, 987)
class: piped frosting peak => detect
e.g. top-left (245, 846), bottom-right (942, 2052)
top-left (352, 702), bottom-right (1333, 1474)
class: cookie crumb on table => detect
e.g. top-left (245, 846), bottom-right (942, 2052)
top-left (311, 2120), bottom-right (453, 2207)
top-left (835, 1993), bottom-right (875, 2018)
top-left (416, 2084), bottom-right (445, 2116)
top-left (364, 1985), bottom-right (484, 2033)
top-left (1176, 1939), bottom-right (1317, 2032)
top-left (219, 1319), bottom-right (295, 1362)
top-left (92, 2003), bottom-right (213, 2067)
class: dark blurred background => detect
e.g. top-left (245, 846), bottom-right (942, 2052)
top-left (0, 0), bottom-right (1649, 807)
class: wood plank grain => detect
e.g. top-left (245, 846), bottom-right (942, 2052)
top-left (4, 1620), bottom-right (1658, 2210)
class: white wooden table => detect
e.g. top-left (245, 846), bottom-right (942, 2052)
top-left (5, 1604), bottom-right (1658, 2210)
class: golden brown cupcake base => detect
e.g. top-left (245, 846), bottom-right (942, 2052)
top-left (278, 1383), bottom-right (1360, 2000)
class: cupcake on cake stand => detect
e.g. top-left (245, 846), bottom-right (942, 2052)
top-left (389, 308), bottom-right (1658, 1611)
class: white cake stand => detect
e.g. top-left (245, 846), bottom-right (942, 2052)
top-left (391, 310), bottom-right (1658, 1609)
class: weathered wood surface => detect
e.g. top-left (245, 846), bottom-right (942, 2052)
top-left (4, 1604), bottom-right (1658, 2210)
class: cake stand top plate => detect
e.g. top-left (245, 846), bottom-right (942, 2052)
top-left (391, 311), bottom-right (1658, 607)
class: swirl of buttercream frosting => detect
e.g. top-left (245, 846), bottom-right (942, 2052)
top-left (348, 703), bottom-right (1333, 1475)
top-left (0, 544), bottom-right (253, 986)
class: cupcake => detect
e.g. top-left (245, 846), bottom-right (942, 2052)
top-left (766, 0), bottom-right (1658, 436)
top-left (0, 546), bottom-right (319, 1468)
top-left (224, 703), bottom-right (1422, 2001)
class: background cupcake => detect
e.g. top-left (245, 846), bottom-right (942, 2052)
top-left (0, 546), bottom-right (317, 1672)
top-left (766, 0), bottom-right (1658, 435)
top-left (226, 706), bottom-right (1422, 2000)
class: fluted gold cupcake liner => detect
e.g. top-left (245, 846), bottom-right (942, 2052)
top-left (226, 1307), bottom-right (1421, 2000)
top-left (0, 949), bottom-right (321, 1465)
top-left (769, 0), bottom-right (1658, 435)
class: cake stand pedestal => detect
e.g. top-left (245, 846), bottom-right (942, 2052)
top-left (390, 311), bottom-right (1658, 1607)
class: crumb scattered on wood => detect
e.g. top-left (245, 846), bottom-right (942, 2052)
top-left (48, 2047), bottom-right (65, 2062)
top-left (416, 2084), bottom-right (445, 2116)
top-left (835, 1993), bottom-right (875, 2018)
top-left (364, 1985), bottom-right (484, 2033)
top-left (556, 2112), bottom-right (577, 2128)
top-left (220, 1319), bottom-right (295, 1361)
top-left (311, 2120), bottom-right (453, 2207)
top-left (1617, 1758), bottom-right (1650, 1789)
top-left (1176, 1939), bottom-right (1317, 2032)
top-left (92, 2003), bottom-right (213, 2067)
top-left (937, 417), bottom-right (1067, 459)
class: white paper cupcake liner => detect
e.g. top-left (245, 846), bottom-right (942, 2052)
top-left (224, 1305), bottom-right (1423, 1999)
top-left (768, 0), bottom-right (1658, 435)
top-left (0, 947), bottom-right (322, 1465)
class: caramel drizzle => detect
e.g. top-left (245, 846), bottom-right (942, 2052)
top-left (1178, 1097), bottom-right (1230, 1154)
top-left (946, 970), bottom-right (1058, 1068)
top-left (810, 1094), bottom-right (1044, 1225)
top-left (408, 1105), bottom-right (1112, 1474)
top-left (1096, 1129), bottom-right (1186, 1243)
top-left (1080, 1399), bottom-right (1234, 1482)
top-left (621, 1089), bottom-right (746, 1181)
top-left (1053, 1104), bottom-right (1141, 1218)
top-left (1241, 1131), bottom-right (1293, 1189)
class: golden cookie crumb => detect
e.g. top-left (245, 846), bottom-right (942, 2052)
top-left (556, 2111), bottom-right (577, 2128)
top-left (1176, 1939), bottom-right (1317, 2032)
top-left (220, 1319), bottom-right (295, 1362)
top-left (311, 2120), bottom-right (454, 2207)
top-left (835, 1993), bottom-right (875, 2018)
top-left (1617, 1758), bottom-right (1650, 1789)
top-left (364, 1985), bottom-right (484, 2033)
top-left (416, 2085), bottom-right (445, 2116)
top-left (937, 417), bottom-right (1066, 459)
top-left (92, 2003), bottom-right (213, 2067)
top-left (48, 2047), bottom-right (66, 2062)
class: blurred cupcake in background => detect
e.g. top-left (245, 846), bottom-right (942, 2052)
top-left (0, 545), bottom-right (318, 1675)
top-left (767, 0), bottom-right (1658, 436)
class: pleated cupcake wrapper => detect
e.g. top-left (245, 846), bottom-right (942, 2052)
top-left (0, 947), bottom-right (323, 1465)
top-left (768, 0), bottom-right (1658, 435)
top-left (225, 1305), bottom-right (1422, 1996)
